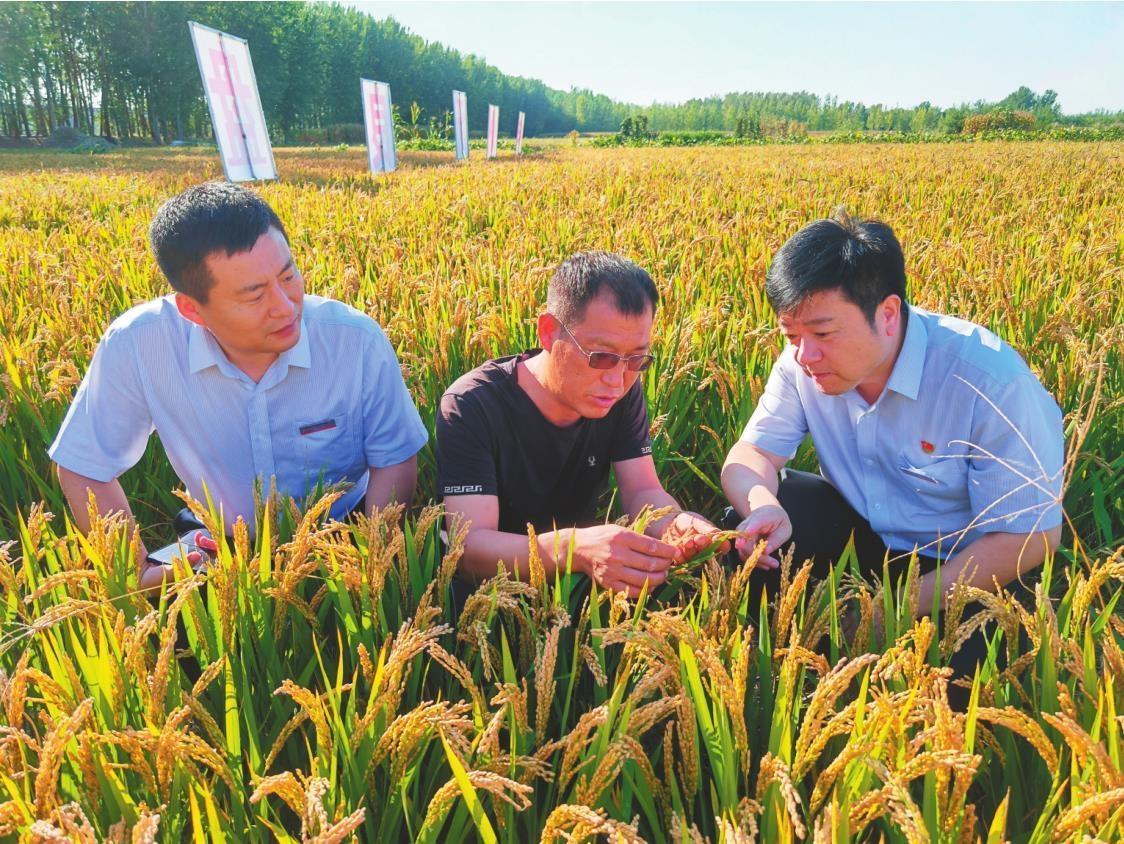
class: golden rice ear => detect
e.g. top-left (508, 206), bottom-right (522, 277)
top-left (830, 204), bottom-right (854, 229)
top-left (33, 698), bottom-right (94, 816)
top-left (534, 623), bottom-right (563, 742)
top-left (525, 522), bottom-right (546, 594)
top-left (1052, 788), bottom-right (1124, 841)
top-left (772, 557), bottom-right (814, 651)
top-left (754, 752), bottom-right (807, 840)
top-left (540, 804), bottom-right (645, 844)
top-left (437, 513), bottom-right (469, 598)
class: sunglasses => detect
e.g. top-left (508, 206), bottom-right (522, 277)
top-left (558, 321), bottom-right (655, 372)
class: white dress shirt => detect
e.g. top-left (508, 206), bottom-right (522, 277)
top-left (740, 307), bottom-right (1064, 555)
top-left (50, 294), bottom-right (428, 528)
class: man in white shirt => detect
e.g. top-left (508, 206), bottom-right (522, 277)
top-left (722, 209), bottom-right (1064, 619)
top-left (50, 182), bottom-right (428, 588)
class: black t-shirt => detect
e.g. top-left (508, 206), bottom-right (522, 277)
top-left (436, 351), bottom-right (653, 535)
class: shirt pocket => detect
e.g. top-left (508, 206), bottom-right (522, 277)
top-left (294, 413), bottom-right (361, 484)
top-left (898, 453), bottom-right (967, 503)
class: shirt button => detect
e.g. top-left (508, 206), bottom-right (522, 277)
top-left (874, 503), bottom-right (881, 510)
top-left (865, 458), bottom-right (873, 466)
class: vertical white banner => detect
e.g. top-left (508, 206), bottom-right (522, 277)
top-left (486, 104), bottom-right (499, 159)
top-left (516, 111), bottom-right (525, 155)
top-left (453, 90), bottom-right (469, 160)
top-left (189, 21), bottom-right (276, 181)
top-left (361, 78), bottom-right (396, 173)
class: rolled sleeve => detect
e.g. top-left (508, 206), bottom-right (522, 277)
top-left (361, 328), bottom-right (429, 468)
top-left (48, 328), bottom-right (153, 481)
top-left (966, 377), bottom-right (1064, 535)
top-left (435, 391), bottom-right (498, 497)
top-left (739, 349), bottom-right (809, 460)
top-left (609, 381), bottom-right (652, 462)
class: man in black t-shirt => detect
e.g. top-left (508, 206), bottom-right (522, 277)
top-left (437, 252), bottom-right (726, 598)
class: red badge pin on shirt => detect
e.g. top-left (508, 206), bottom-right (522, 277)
top-left (921, 440), bottom-right (935, 454)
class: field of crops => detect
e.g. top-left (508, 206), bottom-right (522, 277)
top-left (1, 142), bottom-right (1122, 841)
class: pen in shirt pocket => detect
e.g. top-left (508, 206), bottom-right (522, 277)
top-left (300, 418), bottom-right (337, 436)
top-left (899, 458), bottom-right (942, 485)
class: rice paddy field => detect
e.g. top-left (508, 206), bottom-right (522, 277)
top-left (0, 142), bottom-right (1122, 842)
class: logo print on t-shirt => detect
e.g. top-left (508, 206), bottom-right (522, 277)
top-left (588, 456), bottom-right (596, 467)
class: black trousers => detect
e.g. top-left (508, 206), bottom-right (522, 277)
top-left (724, 469), bottom-right (1032, 706)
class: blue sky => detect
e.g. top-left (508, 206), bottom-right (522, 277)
top-left (353, 2), bottom-right (1124, 113)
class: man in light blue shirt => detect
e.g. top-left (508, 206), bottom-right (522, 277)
top-left (721, 209), bottom-right (1063, 619)
top-left (50, 182), bottom-right (428, 588)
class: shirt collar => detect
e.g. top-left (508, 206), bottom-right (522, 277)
top-left (187, 318), bottom-right (312, 376)
top-left (188, 322), bottom-right (225, 374)
top-left (884, 308), bottom-right (927, 401)
top-left (277, 319), bottom-right (311, 370)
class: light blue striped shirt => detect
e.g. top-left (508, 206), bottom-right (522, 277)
top-left (740, 307), bottom-right (1064, 555)
top-left (50, 294), bottom-right (428, 528)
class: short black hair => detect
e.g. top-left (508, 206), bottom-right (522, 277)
top-left (148, 181), bottom-right (288, 303)
top-left (765, 208), bottom-right (908, 324)
top-left (546, 251), bottom-right (659, 325)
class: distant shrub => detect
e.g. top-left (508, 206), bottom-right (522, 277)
top-left (825, 131), bottom-right (956, 144)
top-left (38, 126), bottom-right (117, 153)
top-left (617, 115), bottom-right (653, 144)
top-left (400, 137), bottom-right (455, 151)
top-left (734, 115), bottom-right (761, 139)
top-left (592, 128), bottom-right (798, 149)
top-left (73, 136), bottom-right (113, 154)
top-left (962, 109), bottom-right (1036, 134)
top-left (761, 118), bottom-right (808, 140)
top-left (41, 126), bottom-right (83, 148)
top-left (291, 123), bottom-right (366, 145)
top-left (828, 124), bottom-right (1124, 144)
top-left (654, 131), bottom-right (733, 147)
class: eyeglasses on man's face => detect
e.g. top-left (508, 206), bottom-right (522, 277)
top-left (556, 321), bottom-right (655, 372)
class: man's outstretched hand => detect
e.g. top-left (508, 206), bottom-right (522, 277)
top-left (661, 511), bottom-right (733, 562)
top-left (571, 524), bottom-right (679, 599)
top-left (733, 504), bottom-right (790, 570)
top-left (570, 513), bottom-right (739, 600)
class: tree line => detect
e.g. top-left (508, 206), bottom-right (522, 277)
top-left (0, 1), bottom-right (630, 142)
top-left (0, 2), bottom-right (1119, 144)
top-left (641, 87), bottom-right (1121, 135)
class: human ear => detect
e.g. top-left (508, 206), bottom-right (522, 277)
top-left (537, 312), bottom-right (560, 350)
top-left (880, 295), bottom-right (902, 337)
top-left (175, 292), bottom-right (206, 327)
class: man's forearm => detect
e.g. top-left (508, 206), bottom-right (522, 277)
top-left (57, 465), bottom-right (136, 534)
top-left (364, 456), bottom-right (419, 513)
top-left (916, 528), bottom-right (1061, 616)
top-left (721, 462), bottom-right (781, 519)
top-left (621, 486), bottom-right (682, 538)
top-left (56, 465), bottom-right (161, 585)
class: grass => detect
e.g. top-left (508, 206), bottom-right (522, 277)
top-left (0, 142), bottom-right (1122, 841)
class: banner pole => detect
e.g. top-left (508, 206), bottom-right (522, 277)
top-left (216, 34), bottom-right (257, 180)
